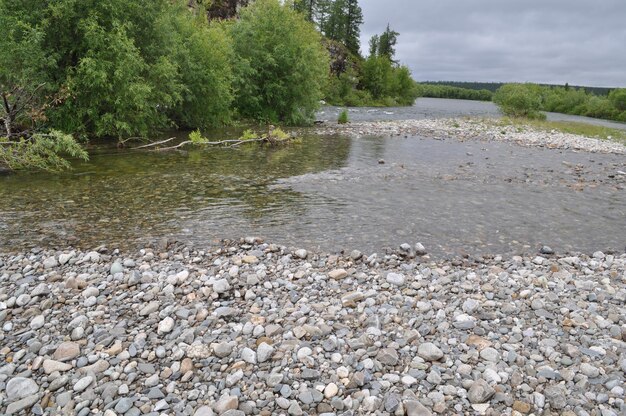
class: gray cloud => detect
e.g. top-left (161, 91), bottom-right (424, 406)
top-left (358, 0), bottom-right (626, 87)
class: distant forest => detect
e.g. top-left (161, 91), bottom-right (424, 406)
top-left (421, 81), bottom-right (614, 96)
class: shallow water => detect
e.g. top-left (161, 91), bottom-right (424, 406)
top-left (1, 99), bottom-right (624, 256)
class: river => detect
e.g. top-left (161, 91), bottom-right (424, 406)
top-left (1, 98), bottom-right (624, 257)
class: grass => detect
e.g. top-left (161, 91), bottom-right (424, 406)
top-left (498, 117), bottom-right (626, 145)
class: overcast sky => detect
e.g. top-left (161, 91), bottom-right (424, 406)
top-left (358, 0), bottom-right (626, 87)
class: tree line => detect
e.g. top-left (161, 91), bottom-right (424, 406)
top-left (1, 0), bottom-right (422, 171)
top-left (493, 83), bottom-right (626, 121)
top-left (0, 0), bottom-right (331, 171)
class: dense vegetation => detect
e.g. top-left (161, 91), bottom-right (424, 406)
top-left (230, 0), bottom-right (329, 125)
top-left (323, 25), bottom-right (420, 107)
top-left (416, 84), bottom-right (492, 101)
top-left (0, 0), bottom-right (333, 171)
top-left (492, 83), bottom-right (626, 122)
top-left (3, 0), bottom-right (622, 172)
top-left (424, 81), bottom-right (614, 96)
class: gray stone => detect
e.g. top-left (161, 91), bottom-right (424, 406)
top-left (194, 406), bottom-right (215, 416)
top-left (6, 394), bottom-right (40, 414)
top-left (73, 375), bottom-right (93, 392)
top-left (467, 379), bottom-right (495, 403)
top-left (386, 272), bottom-right (406, 286)
top-left (257, 342), bottom-right (275, 363)
top-left (544, 385), bottom-right (566, 409)
top-left (6, 377), bottom-right (39, 401)
top-left (115, 398), bottom-right (134, 413)
top-left (213, 279), bottom-right (231, 294)
top-left (110, 262), bottom-right (124, 275)
top-left (418, 343), bottom-right (444, 361)
top-left (405, 400), bottom-right (432, 416)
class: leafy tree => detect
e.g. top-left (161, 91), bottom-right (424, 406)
top-left (609, 88), bottom-right (626, 112)
top-left (0, 0), bottom-right (87, 171)
top-left (493, 84), bottom-right (545, 119)
top-left (169, 16), bottom-right (234, 128)
top-left (361, 55), bottom-right (393, 99)
top-left (230, 0), bottom-right (329, 125)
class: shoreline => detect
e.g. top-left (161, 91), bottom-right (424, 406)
top-left (1, 239), bottom-right (624, 415)
top-left (311, 117), bottom-right (626, 154)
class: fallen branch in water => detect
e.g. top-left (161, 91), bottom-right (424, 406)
top-left (139, 126), bottom-right (298, 151)
top-left (132, 137), bottom-right (177, 149)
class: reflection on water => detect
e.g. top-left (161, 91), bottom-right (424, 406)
top-left (0, 99), bottom-right (624, 257)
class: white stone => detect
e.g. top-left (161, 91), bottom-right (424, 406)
top-left (158, 317), bottom-right (175, 334)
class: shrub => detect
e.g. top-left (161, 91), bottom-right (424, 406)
top-left (230, 0), bottom-right (329, 125)
top-left (493, 84), bottom-right (546, 119)
top-left (0, 130), bottom-right (88, 172)
top-left (337, 109), bottom-right (349, 124)
top-left (609, 88), bottom-right (626, 112)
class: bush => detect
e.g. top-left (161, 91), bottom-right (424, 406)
top-left (0, 130), bottom-right (88, 172)
top-left (609, 88), bottom-right (626, 112)
top-left (493, 84), bottom-right (545, 119)
top-left (337, 109), bottom-right (349, 124)
top-left (230, 0), bottom-right (329, 125)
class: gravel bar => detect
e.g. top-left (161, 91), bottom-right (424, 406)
top-left (313, 118), bottom-right (626, 154)
top-left (0, 239), bottom-right (624, 415)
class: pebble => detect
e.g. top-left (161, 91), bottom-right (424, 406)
top-left (158, 317), bottom-right (175, 334)
top-left (386, 272), bottom-right (405, 286)
top-left (418, 343), bottom-right (444, 361)
top-left (6, 377), bottom-right (39, 401)
top-left (73, 375), bottom-right (93, 392)
top-left (0, 244), bottom-right (623, 415)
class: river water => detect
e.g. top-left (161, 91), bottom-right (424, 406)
top-left (1, 98), bottom-right (624, 257)
top-left (319, 97), bottom-right (626, 131)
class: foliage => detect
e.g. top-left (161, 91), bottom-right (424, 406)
top-left (169, 17), bottom-right (234, 129)
top-left (369, 24), bottom-right (399, 61)
top-left (239, 129), bottom-right (258, 141)
top-left (3, 0), bottom-right (236, 140)
top-left (338, 109), bottom-right (349, 124)
top-left (293, 0), bottom-right (316, 22)
top-left (609, 88), bottom-right (626, 112)
top-left (230, 0), bottom-right (329, 125)
top-left (358, 55), bottom-right (419, 106)
top-left (318, 0), bottom-right (363, 56)
top-left (416, 84), bottom-right (493, 101)
top-left (497, 84), bottom-right (626, 123)
top-left (189, 129), bottom-right (208, 144)
top-left (493, 84), bottom-right (546, 119)
top-left (0, 130), bottom-right (88, 171)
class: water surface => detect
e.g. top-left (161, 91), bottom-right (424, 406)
top-left (1, 99), bottom-right (624, 256)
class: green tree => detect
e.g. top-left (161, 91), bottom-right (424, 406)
top-left (230, 0), bottom-right (329, 125)
top-left (0, 0), bottom-right (87, 171)
top-left (293, 0), bottom-right (316, 22)
top-left (376, 24), bottom-right (399, 61)
top-left (320, 0), bottom-right (363, 56)
top-left (361, 55), bottom-right (393, 99)
top-left (609, 88), bottom-right (626, 111)
top-left (493, 84), bottom-right (545, 119)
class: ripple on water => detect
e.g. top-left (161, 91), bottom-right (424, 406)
top-left (0, 105), bottom-right (624, 256)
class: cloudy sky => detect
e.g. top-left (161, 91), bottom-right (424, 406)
top-left (358, 0), bottom-right (626, 87)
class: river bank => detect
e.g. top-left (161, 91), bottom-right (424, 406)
top-left (0, 239), bottom-right (624, 415)
top-left (312, 117), bottom-right (626, 154)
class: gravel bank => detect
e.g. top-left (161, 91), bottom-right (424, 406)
top-left (313, 118), bottom-right (626, 154)
top-left (1, 239), bottom-right (624, 415)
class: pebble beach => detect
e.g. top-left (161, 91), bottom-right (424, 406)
top-left (1, 239), bottom-right (624, 415)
